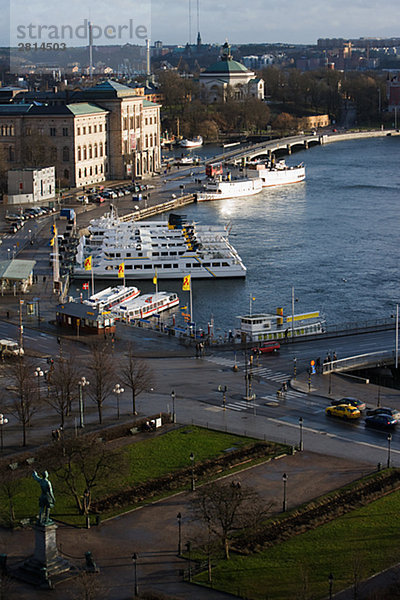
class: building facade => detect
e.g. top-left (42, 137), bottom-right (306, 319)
top-left (8, 166), bottom-right (55, 205)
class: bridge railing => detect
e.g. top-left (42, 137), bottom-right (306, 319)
top-left (322, 350), bottom-right (394, 374)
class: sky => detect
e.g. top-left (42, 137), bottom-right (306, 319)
top-left (3, 0), bottom-right (400, 48)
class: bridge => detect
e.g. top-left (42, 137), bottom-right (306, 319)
top-left (205, 129), bottom-right (400, 167)
top-left (322, 350), bottom-right (396, 375)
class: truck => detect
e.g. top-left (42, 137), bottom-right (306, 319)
top-left (60, 208), bottom-right (76, 221)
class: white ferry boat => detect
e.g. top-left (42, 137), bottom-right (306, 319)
top-left (196, 177), bottom-right (262, 202)
top-left (73, 213), bottom-right (246, 280)
top-left (179, 136), bottom-right (203, 148)
top-left (176, 155), bottom-right (201, 166)
top-left (247, 159), bottom-right (305, 187)
top-left (237, 309), bottom-right (325, 343)
top-left (83, 285), bottom-right (140, 311)
top-left (112, 292), bottom-right (179, 322)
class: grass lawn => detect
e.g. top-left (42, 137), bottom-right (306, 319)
top-left (5, 427), bottom-right (280, 527)
top-left (195, 489), bottom-right (400, 599)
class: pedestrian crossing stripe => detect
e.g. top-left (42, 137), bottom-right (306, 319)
top-left (204, 356), bottom-right (291, 384)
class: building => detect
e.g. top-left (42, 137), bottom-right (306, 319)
top-left (199, 42), bottom-right (264, 102)
top-left (8, 167), bottom-right (55, 205)
top-left (0, 259), bottom-right (36, 294)
top-left (55, 300), bottom-right (116, 335)
top-left (0, 80), bottom-right (161, 187)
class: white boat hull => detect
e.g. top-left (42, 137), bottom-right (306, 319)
top-left (248, 164), bottom-right (305, 187)
top-left (196, 178), bottom-right (262, 202)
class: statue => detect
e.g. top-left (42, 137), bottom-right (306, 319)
top-left (32, 471), bottom-right (55, 525)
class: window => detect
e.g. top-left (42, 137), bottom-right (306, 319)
top-left (123, 141), bottom-right (128, 154)
top-left (130, 116), bottom-right (134, 128)
top-left (99, 124), bottom-right (102, 132)
top-left (94, 125), bottom-right (97, 133)
top-left (123, 117), bottom-right (128, 130)
top-left (63, 147), bottom-right (70, 162)
top-left (94, 144), bottom-right (98, 157)
top-left (77, 147), bottom-right (81, 161)
top-left (50, 147), bottom-right (57, 161)
top-left (8, 146), bottom-right (14, 162)
top-left (50, 127), bottom-right (56, 137)
top-left (99, 143), bottom-right (103, 157)
top-left (145, 135), bottom-right (148, 148)
top-left (79, 169), bottom-right (82, 178)
top-left (83, 146), bottom-right (87, 160)
top-left (88, 126), bottom-right (91, 134)
top-left (89, 145), bottom-right (92, 159)
top-left (136, 116), bottom-right (140, 128)
top-left (84, 168), bottom-right (87, 177)
top-left (145, 118), bottom-right (148, 125)
top-left (62, 127), bottom-right (69, 136)
top-left (77, 127), bottom-right (81, 135)
top-left (82, 127), bottom-right (86, 135)
top-left (89, 166), bottom-right (92, 175)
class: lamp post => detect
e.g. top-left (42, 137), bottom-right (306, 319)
top-left (293, 357), bottom-right (297, 379)
top-left (222, 385), bottom-right (227, 410)
top-left (0, 413), bottom-right (8, 452)
top-left (177, 512), bottom-right (182, 555)
top-left (282, 473), bottom-right (288, 512)
top-left (132, 553), bottom-right (139, 597)
top-left (186, 541), bottom-right (192, 581)
top-left (34, 366), bottom-right (44, 401)
top-left (78, 376), bottom-right (90, 429)
top-left (190, 452), bottom-right (195, 491)
top-left (298, 417), bottom-right (303, 451)
top-left (387, 433), bottom-right (392, 468)
top-left (171, 389), bottom-right (176, 424)
top-left (328, 573), bottom-right (334, 600)
top-left (113, 383), bottom-right (124, 420)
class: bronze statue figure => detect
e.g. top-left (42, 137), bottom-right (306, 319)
top-left (32, 471), bottom-right (55, 524)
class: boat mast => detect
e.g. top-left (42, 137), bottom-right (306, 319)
top-left (291, 286), bottom-right (295, 340)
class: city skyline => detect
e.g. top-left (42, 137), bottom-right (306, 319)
top-left (2, 0), bottom-right (400, 48)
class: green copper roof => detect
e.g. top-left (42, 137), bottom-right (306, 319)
top-left (204, 59), bottom-right (250, 74)
top-left (143, 99), bottom-right (160, 107)
top-left (67, 103), bottom-right (108, 115)
top-left (82, 80), bottom-right (139, 98)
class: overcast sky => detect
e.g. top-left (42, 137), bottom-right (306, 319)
top-left (3, 0), bottom-right (400, 47)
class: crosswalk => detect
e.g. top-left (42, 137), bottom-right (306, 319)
top-left (224, 389), bottom-right (309, 413)
top-left (204, 355), bottom-right (292, 384)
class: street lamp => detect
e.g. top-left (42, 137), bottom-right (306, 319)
top-left (34, 366), bottom-right (44, 400)
top-left (222, 385), bottom-right (227, 410)
top-left (387, 433), bottom-right (392, 468)
top-left (282, 473), bottom-right (288, 512)
top-left (171, 389), bottom-right (176, 424)
top-left (78, 376), bottom-right (90, 429)
top-left (132, 553), bottom-right (139, 597)
top-left (0, 413), bottom-right (9, 452)
top-left (190, 452), bottom-right (195, 491)
top-left (113, 383), bottom-right (124, 420)
top-left (177, 512), bottom-right (182, 555)
top-left (298, 417), bottom-right (303, 452)
top-left (328, 573), bottom-right (334, 600)
top-left (186, 541), bottom-right (192, 582)
top-left (293, 357), bottom-right (297, 379)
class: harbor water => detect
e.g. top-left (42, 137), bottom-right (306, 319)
top-left (91, 136), bottom-right (400, 336)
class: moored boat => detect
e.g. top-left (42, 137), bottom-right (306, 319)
top-left (112, 292), bottom-right (179, 321)
top-left (237, 308), bottom-right (325, 343)
top-left (83, 285), bottom-right (140, 311)
top-left (179, 136), bottom-right (203, 148)
top-left (247, 158), bottom-right (305, 187)
top-left (196, 177), bottom-right (262, 201)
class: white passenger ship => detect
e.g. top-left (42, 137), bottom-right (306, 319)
top-left (83, 285), bottom-right (140, 311)
top-left (237, 309), bottom-right (325, 342)
top-left (73, 213), bottom-right (246, 280)
top-left (196, 177), bottom-right (262, 201)
top-left (247, 159), bottom-right (306, 187)
top-left (112, 292), bottom-right (179, 321)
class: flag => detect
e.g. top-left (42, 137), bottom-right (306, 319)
top-left (153, 270), bottom-right (157, 285)
top-left (51, 223), bottom-right (57, 236)
top-left (118, 262), bottom-right (125, 278)
top-left (49, 237), bottom-right (55, 247)
top-left (84, 256), bottom-right (92, 271)
top-left (182, 275), bottom-right (191, 291)
top-left (181, 306), bottom-right (188, 310)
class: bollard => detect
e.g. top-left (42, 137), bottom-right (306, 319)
top-left (377, 462), bottom-right (382, 471)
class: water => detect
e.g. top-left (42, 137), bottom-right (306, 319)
top-left (83, 137), bottom-right (400, 335)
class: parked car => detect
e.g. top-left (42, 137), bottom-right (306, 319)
top-left (366, 407), bottom-right (400, 422)
top-left (365, 414), bottom-right (397, 430)
top-left (331, 397), bottom-right (366, 411)
top-left (325, 404), bottom-right (361, 420)
top-left (252, 341), bottom-right (280, 354)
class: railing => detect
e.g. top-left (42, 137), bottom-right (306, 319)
top-left (322, 350), bottom-right (395, 374)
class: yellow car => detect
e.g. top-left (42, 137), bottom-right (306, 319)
top-left (325, 404), bottom-right (361, 420)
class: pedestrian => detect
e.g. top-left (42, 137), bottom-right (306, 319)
top-left (333, 352), bottom-right (337, 361)
top-left (6, 311), bottom-right (9, 320)
top-left (327, 353), bottom-right (331, 362)
top-left (316, 357), bottom-right (321, 373)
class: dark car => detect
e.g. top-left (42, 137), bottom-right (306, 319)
top-left (331, 397), bottom-right (366, 411)
top-left (365, 414), bottom-right (397, 430)
top-left (366, 407), bottom-right (400, 422)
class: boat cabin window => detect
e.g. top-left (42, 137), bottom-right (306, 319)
top-left (192, 263), bottom-right (200, 267)
top-left (116, 253), bottom-right (121, 258)
top-left (173, 264), bottom-right (179, 268)
top-left (170, 252), bottom-right (177, 256)
top-left (212, 262), bottom-right (220, 267)
top-left (153, 252), bottom-right (159, 256)
top-left (144, 265), bottom-right (152, 269)
top-left (164, 264), bottom-right (171, 268)
top-left (134, 265), bottom-right (142, 269)
top-left (126, 265), bottom-right (132, 270)
top-left (161, 252), bottom-right (168, 256)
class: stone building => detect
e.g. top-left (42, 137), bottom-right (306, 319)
top-left (199, 42), bottom-right (265, 103)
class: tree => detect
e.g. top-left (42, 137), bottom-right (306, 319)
top-left (272, 112), bottom-right (297, 136)
top-left (0, 465), bottom-right (22, 526)
top-left (8, 357), bottom-right (39, 446)
top-left (120, 344), bottom-right (153, 416)
top-left (45, 352), bottom-right (80, 427)
top-left (42, 433), bottom-right (122, 517)
top-left (86, 342), bottom-right (116, 424)
top-left (191, 481), bottom-right (269, 559)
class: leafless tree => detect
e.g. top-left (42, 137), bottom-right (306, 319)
top-left (41, 433), bottom-right (123, 517)
top-left (7, 357), bottom-right (39, 446)
top-left (0, 465), bottom-right (22, 526)
top-left (70, 571), bottom-right (106, 600)
top-left (191, 481), bottom-right (269, 560)
top-left (86, 342), bottom-right (116, 424)
top-left (120, 344), bottom-right (153, 415)
top-left (44, 352), bottom-right (80, 427)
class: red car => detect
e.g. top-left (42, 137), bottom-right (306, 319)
top-left (252, 341), bottom-right (280, 354)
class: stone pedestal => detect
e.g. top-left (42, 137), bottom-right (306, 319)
top-left (14, 522), bottom-right (71, 588)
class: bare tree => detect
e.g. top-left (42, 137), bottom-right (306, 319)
top-left (0, 466), bottom-right (22, 526)
top-left (45, 353), bottom-right (80, 427)
top-left (86, 342), bottom-right (116, 424)
top-left (120, 344), bottom-right (153, 415)
top-left (192, 481), bottom-right (269, 560)
top-left (42, 433), bottom-right (123, 518)
top-left (7, 357), bottom-right (39, 446)
top-left (70, 571), bottom-right (106, 600)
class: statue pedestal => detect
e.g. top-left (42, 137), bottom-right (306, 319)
top-left (14, 522), bottom-right (71, 588)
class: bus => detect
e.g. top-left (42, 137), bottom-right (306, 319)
top-left (205, 162), bottom-right (223, 178)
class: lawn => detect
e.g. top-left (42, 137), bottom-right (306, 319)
top-left (195, 489), bottom-right (400, 599)
top-left (4, 427), bottom-right (275, 526)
